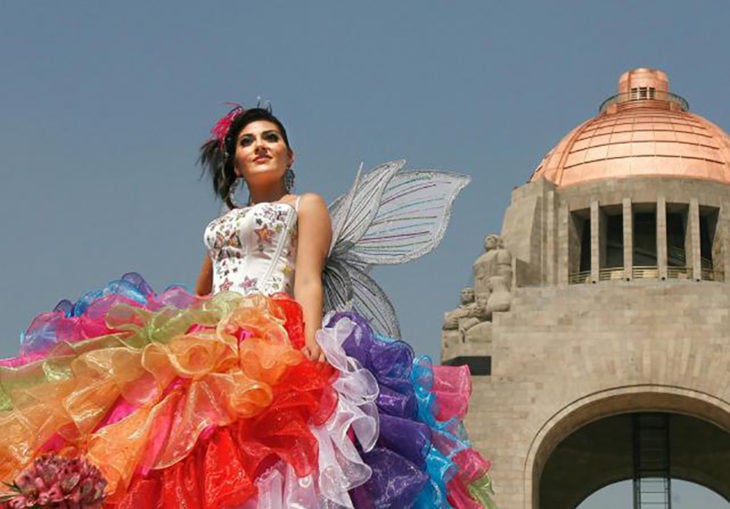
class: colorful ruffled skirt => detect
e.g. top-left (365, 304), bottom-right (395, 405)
top-left (0, 274), bottom-right (494, 508)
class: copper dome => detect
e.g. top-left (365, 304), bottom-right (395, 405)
top-left (530, 68), bottom-right (730, 187)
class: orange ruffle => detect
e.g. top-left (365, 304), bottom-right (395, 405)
top-left (0, 291), bottom-right (337, 505)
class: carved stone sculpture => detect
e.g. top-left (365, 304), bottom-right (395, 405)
top-left (443, 288), bottom-right (491, 347)
top-left (474, 234), bottom-right (513, 293)
top-left (473, 235), bottom-right (499, 296)
top-left (442, 287), bottom-right (477, 330)
top-left (443, 234), bottom-right (514, 353)
top-left (464, 293), bottom-right (493, 343)
top-left (474, 232), bottom-right (513, 300)
top-left (465, 319), bottom-right (492, 344)
top-left (494, 238), bottom-right (514, 291)
top-left (457, 292), bottom-right (491, 334)
top-left (486, 276), bottom-right (511, 314)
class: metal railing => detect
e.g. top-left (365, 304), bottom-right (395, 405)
top-left (568, 266), bottom-right (723, 284)
top-left (632, 266), bottom-right (659, 280)
top-left (599, 91), bottom-right (689, 113)
top-left (568, 271), bottom-right (591, 285)
top-left (701, 268), bottom-right (724, 281)
top-left (599, 267), bottom-right (626, 281)
top-left (666, 266), bottom-right (691, 280)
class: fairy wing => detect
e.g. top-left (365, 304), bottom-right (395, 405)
top-left (347, 169), bottom-right (471, 265)
top-left (324, 161), bottom-right (470, 338)
top-left (328, 160), bottom-right (406, 259)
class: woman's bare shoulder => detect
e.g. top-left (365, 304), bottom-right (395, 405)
top-left (296, 193), bottom-right (328, 214)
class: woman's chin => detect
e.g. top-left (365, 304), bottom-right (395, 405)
top-left (244, 170), bottom-right (286, 185)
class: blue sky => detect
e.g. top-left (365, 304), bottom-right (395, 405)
top-left (1, 1), bottom-right (729, 506)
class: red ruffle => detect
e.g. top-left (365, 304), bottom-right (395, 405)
top-left (112, 428), bottom-right (254, 509)
top-left (270, 292), bottom-right (306, 350)
top-left (111, 295), bottom-right (337, 507)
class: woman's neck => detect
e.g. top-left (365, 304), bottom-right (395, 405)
top-left (247, 183), bottom-right (288, 205)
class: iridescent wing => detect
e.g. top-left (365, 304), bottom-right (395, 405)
top-left (324, 160), bottom-right (470, 338)
top-left (328, 160), bottom-right (406, 258)
top-left (322, 258), bottom-right (354, 311)
top-left (348, 263), bottom-right (399, 338)
top-left (349, 169), bottom-right (470, 265)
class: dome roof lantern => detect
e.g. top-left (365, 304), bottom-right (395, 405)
top-left (599, 68), bottom-right (688, 114)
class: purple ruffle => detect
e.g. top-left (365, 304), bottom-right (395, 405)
top-left (328, 312), bottom-right (446, 508)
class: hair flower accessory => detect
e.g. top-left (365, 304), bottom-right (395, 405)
top-left (210, 103), bottom-right (245, 148)
top-left (0, 454), bottom-right (107, 508)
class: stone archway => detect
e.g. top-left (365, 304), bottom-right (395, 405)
top-left (523, 386), bottom-right (730, 508)
top-left (539, 413), bottom-right (730, 508)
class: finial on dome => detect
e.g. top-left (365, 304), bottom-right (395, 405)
top-left (599, 68), bottom-right (688, 113)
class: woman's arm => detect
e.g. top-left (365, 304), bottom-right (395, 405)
top-left (294, 193), bottom-right (332, 362)
top-left (195, 256), bottom-right (213, 296)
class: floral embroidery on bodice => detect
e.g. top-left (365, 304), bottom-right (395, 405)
top-left (204, 202), bottom-right (298, 295)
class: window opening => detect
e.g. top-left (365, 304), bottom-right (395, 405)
top-left (666, 211), bottom-right (686, 267)
top-left (699, 214), bottom-right (714, 271)
top-left (604, 214), bottom-right (624, 268)
top-left (633, 211), bottom-right (657, 266)
top-left (579, 216), bottom-right (591, 272)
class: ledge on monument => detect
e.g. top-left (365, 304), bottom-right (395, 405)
top-left (442, 355), bottom-right (491, 376)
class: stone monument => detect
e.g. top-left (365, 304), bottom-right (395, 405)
top-left (444, 68), bottom-right (730, 508)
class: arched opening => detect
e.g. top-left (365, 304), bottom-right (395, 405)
top-left (525, 389), bottom-right (730, 509)
top-left (538, 412), bottom-right (730, 508)
top-left (578, 479), bottom-right (729, 508)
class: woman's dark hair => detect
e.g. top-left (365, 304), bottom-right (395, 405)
top-left (199, 107), bottom-right (291, 209)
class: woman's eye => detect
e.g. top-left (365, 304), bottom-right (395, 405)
top-left (264, 133), bottom-right (280, 142)
top-left (239, 136), bottom-right (253, 147)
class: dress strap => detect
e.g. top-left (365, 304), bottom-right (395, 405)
top-left (294, 195), bottom-right (302, 212)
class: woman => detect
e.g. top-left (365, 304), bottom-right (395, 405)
top-left (196, 107), bottom-right (329, 363)
top-left (0, 106), bottom-right (495, 508)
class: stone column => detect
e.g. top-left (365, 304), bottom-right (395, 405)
top-left (715, 201), bottom-right (730, 281)
top-left (689, 198), bottom-right (702, 281)
top-left (546, 190), bottom-right (556, 285)
top-left (623, 198), bottom-right (633, 280)
top-left (558, 202), bottom-right (570, 285)
top-left (657, 197), bottom-right (668, 279)
top-left (591, 200), bottom-right (600, 283)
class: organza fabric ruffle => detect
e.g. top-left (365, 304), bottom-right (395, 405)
top-left (0, 273), bottom-right (495, 508)
top-left (323, 313), bottom-right (495, 509)
top-left (227, 313), bottom-right (496, 509)
top-left (0, 275), bottom-right (336, 506)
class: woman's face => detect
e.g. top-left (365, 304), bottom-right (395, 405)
top-left (234, 120), bottom-right (294, 185)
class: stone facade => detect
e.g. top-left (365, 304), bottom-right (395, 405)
top-left (461, 282), bottom-right (730, 508)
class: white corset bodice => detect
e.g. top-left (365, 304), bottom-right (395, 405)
top-left (204, 202), bottom-right (298, 295)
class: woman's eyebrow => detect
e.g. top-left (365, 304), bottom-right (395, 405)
top-left (238, 129), bottom-right (279, 139)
